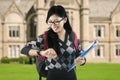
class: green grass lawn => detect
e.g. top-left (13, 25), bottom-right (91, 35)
top-left (0, 63), bottom-right (120, 80)
top-left (76, 63), bottom-right (120, 80)
top-left (0, 64), bottom-right (38, 80)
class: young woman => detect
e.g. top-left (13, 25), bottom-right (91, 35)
top-left (21, 5), bottom-right (86, 80)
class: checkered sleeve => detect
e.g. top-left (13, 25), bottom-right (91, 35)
top-left (21, 34), bottom-right (44, 55)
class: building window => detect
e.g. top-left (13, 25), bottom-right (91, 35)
top-left (94, 25), bottom-right (105, 37)
top-left (116, 26), bottom-right (120, 37)
top-left (115, 45), bottom-right (120, 56)
top-left (50, 0), bottom-right (54, 6)
top-left (66, 11), bottom-right (73, 26)
top-left (8, 45), bottom-right (20, 58)
top-left (66, 11), bottom-right (69, 17)
top-left (9, 26), bottom-right (20, 38)
top-left (30, 16), bottom-right (36, 38)
top-left (94, 45), bottom-right (104, 58)
top-left (70, 12), bottom-right (73, 26)
top-left (44, 0), bottom-right (47, 3)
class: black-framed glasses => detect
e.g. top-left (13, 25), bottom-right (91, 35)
top-left (47, 18), bottom-right (64, 26)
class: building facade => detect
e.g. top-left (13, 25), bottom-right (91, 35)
top-left (0, 0), bottom-right (120, 63)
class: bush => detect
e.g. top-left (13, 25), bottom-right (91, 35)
top-left (0, 56), bottom-right (29, 64)
top-left (9, 58), bottom-right (19, 63)
top-left (0, 57), bottom-right (10, 63)
top-left (19, 56), bottom-right (29, 64)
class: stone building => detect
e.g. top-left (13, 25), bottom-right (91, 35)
top-left (0, 0), bottom-right (120, 63)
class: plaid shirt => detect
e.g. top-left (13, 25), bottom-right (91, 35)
top-left (25, 32), bottom-right (82, 70)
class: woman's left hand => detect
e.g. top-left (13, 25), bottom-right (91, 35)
top-left (74, 57), bottom-right (85, 65)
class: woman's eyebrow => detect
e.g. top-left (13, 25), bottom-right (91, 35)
top-left (49, 18), bottom-right (60, 22)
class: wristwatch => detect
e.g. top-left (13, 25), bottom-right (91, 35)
top-left (37, 50), bottom-right (41, 55)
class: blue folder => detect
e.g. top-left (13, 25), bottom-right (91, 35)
top-left (67, 39), bottom-right (99, 72)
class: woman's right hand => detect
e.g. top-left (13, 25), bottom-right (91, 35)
top-left (40, 48), bottom-right (57, 59)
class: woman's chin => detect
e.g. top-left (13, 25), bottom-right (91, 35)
top-left (53, 29), bottom-right (59, 33)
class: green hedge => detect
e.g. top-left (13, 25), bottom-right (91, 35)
top-left (19, 56), bottom-right (29, 64)
top-left (0, 56), bottom-right (30, 64)
top-left (0, 57), bottom-right (10, 63)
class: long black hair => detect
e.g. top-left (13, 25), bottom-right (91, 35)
top-left (46, 5), bottom-right (72, 55)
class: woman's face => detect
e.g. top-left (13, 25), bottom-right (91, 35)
top-left (47, 14), bottom-right (67, 33)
